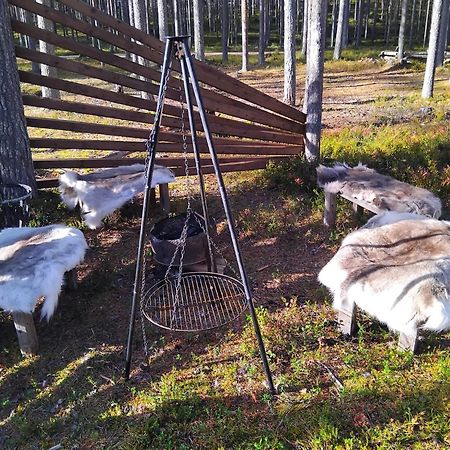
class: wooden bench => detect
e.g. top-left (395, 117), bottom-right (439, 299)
top-left (323, 191), bottom-right (382, 228)
top-left (11, 269), bottom-right (78, 356)
top-left (337, 302), bottom-right (419, 353)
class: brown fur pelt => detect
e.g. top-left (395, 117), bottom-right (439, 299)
top-left (316, 163), bottom-right (441, 218)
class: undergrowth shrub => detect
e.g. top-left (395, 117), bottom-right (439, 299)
top-left (264, 122), bottom-right (450, 210)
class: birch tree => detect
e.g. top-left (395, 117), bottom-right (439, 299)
top-left (284, 0), bottom-right (297, 104)
top-left (301, 0), bottom-right (308, 56)
top-left (193, 0), bottom-right (205, 61)
top-left (241, 0), bottom-right (249, 71)
top-left (36, 0), bottom-right (60, 99)
top-left (422, 0), bottom-right (444, 97)
top-left (304, 0), bottom-right (327, 162)
top-left (0, 0), bottom-right (36, 190)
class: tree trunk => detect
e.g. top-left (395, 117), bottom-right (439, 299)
top-left (301, 0), bottom-right (308, 56)
top-left (331, 0), bottom-right (338, 47)
top-left (408, 0), bottom-right (417, 46)
top-left (355, 0), bottom-right (363, 46)
top-left (173, 0), bottom-right (182, 35)
top-left (283, 0), bottom-right (297, 104)
top-left (342, 0), bottom-right (350, 46)
top-left (372, 0), bottom-right (379, 41)
top-left (22, 9), bottom-right (40, 74)
top-left (422, 0), bottom-right (444, 97)
top-left (436, 0), bottom-right (450, 65)
top-left (334, 0), bottom-right (347, 58)
top-left (423, 0), bottom-right (433, 46)
top-left (259, 0), bottom-right (266, 65)
top-left (157, 0), bottom-right (168, 41)
top-left (398, 0), bottom-right (409, 61)
top-left (222, 0), bottom-right (229, 61)
top-left (36, 0), bottom-right (60, 99)
top-left (0, 0), bottom-right (36, 191)
top-left (193, 0), bottom-right (205, 61)
top-left (241, 0), bottom-right (249, 71)
top-left (304, 0), bottom-right (327, 162)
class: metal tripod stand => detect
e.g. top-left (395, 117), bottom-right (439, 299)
top-left (124, 36), bottom-right (275, 394)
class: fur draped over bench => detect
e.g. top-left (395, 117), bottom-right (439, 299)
top-left (318, 212), bottom-right (450, 339)
top-left (316, 163), bottom-right (442, 218)
top-left (0, 225), bottom-right (88, 320)
top-left (59, 164), bottom-right (176, 229)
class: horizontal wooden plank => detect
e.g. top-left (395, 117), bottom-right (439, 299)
top-left (22, 95), bottom-right (302, 144)
top-left (19, 70), bottom-right (156, 110)
top-left (55, 0), bottom-right (306, 124)
top-left (26, 117), bottom-right (302, 149)
top-left (11, 0), bottom-right (305, 133)
top-left (33, 155), bottom-right (285, 169)
top-left (18, 45), bottom-right (301, 134)
top-left (36, 158), bottom-right (283, 188)
top-left (16, 46), bottom-right (160, 96)
top-left (30, 138), bottom-right (302, 155)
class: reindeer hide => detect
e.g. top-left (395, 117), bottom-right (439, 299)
top-left (317, 163), bottom-right (441, 218)
top-left (0, 225), bottom-right (88, 320)
top-left (318, 215), bottom-right (450, 335)
top-left (59, 164), bottom-right (176, 229)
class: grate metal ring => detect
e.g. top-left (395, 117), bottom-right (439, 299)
top-left (142, 272), bottom-right (248, 331)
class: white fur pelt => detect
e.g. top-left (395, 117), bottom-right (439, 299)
top-left (59, 164), bottom-right (176, 229)
top-left (362, 211), bottom-right (430, 229)
top-left (318, 214), bottom-right (450, 336)
top-left (0, 225), bottom-right (88, 320)
top-left (316, 163), bottom-right (442, 218)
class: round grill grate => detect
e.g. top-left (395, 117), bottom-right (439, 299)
top-left (142, 273), bottom-right (248, 331)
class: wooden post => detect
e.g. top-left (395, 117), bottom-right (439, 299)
top-left (337, 302), bottom-right (356, 335)
top-left (398, 329), bottom-right (418, 353)
top-left (352, 201), bottom-right (363, 218)
top-left (324, 191), bottom-right (337, 228)
top-left (12, 311), bottom-right (38, 356)
top-left (159, 183), bottom-right (170, 215)
top-left (64, 269), bottom-right (78, 291)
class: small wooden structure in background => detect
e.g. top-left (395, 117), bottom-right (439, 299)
top-left (8, 0), bottom-right (305, 188)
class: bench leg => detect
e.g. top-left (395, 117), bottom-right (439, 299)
top-left (324, 192), bottom-right (337, 228)
top-left (337, 303), bottom-right (356, 336)
top-left (159, 183), bottom-right (170, 215)
top-left (352, 202), bottom-right (363, 218)
top-left (64, 269), bottom-right (78, 291)
top-left (398, 329), bottom-right (418, 353)
top-left (12, 311), bottom-right (38, 356)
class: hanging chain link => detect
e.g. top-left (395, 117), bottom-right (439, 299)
top-left (139, 47), bottom-right (174, 361)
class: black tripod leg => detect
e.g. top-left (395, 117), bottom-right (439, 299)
top-left (125, 38), bottom-right (174, 380)
top-left (181, 39), bottom-right (276, 394)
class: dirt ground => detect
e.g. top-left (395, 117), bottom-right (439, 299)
top-left (1, 61), bottom-right (449, 448)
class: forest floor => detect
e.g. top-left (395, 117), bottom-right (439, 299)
top-left (1, 59), bottom-right (450, 449)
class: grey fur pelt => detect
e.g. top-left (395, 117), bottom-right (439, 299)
top-left (318, 213), bottom-right (450, 336)
top-left (59, 164), bottom-right (176, 229)
top-left (0, 225), bottom-right (88, 320)
top-left (316, 163), bottom-right (441, 218)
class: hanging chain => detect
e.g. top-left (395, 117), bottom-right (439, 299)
top-left (139, 48), bottom-right (174, 361)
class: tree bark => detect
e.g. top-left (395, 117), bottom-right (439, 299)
top-left (173, 0), bottom-right (182, 35)
top-left (436, 0), bottom-right (450, 65)
top-left (334, 0), bottom-right (347, 58)
top-left (372, 0), bottom-right (379, 41)
top-left (241, 0), bottom-right (249, 71)
top-left (304, 0), bottom-right (327, 162)
top-left (284, 0), bottom-right (297, 104)
top-left (259, 0), bottom-right (266, 65)
top-left (422, 0), bottom-right (444, 97)
top-left (0, 0), bottom-right (36, 191)
top-left (193, 0), bottom-right (205, 61)
top-left (301, 0), bottom-right (308, 56)
top-left (222, 0), bottom-right (229, 61)
top-left (36, 0), bottom-right (60, 99)
top-left (157, 0), bottom-right (168, 41)
top-left (398, 0), bottom-right (409, 61)
top-left (331, 0), bottom-right (338, 47)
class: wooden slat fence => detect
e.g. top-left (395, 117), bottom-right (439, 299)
top-left (9, 0), bottom-right (305, 188)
